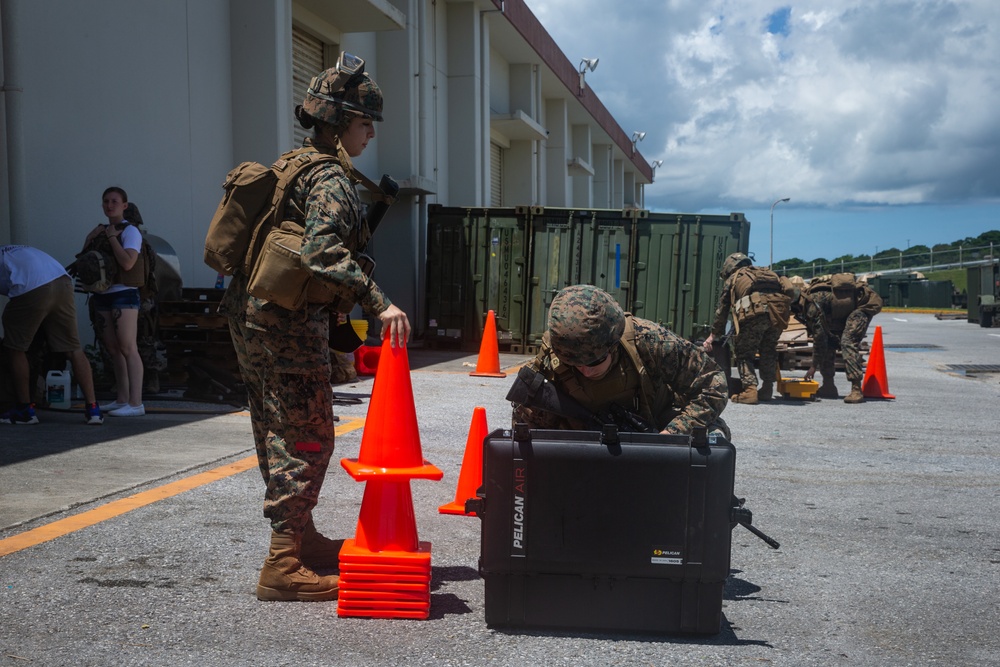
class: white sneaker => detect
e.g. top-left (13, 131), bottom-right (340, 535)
top-left (108, 404), bottom-right (145, 417)
top-left (101, 401), bottom-right (128, 411)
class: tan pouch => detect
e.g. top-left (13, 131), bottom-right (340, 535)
top-left (247, 224), bottom-right (310, 310)
top-left (247, 221), bottom-right (349, 310)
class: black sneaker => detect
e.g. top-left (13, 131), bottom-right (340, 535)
top-left (0, 404), bottom-right (39, 425)
top-left (84, 402), bottom-right (104, 425)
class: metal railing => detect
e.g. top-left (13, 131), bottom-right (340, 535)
top-left (773, 242), bottom-right (996, 278)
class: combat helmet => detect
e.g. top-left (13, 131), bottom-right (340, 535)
top-left (721, 252), bottom-right (752, 279)
top-left (300, 52), bottom-right (383, 125)
top-left (547, 285), bottom-right (625, 367)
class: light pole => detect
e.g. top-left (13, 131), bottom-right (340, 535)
top-left (769, 197), bottom-right (790, 269)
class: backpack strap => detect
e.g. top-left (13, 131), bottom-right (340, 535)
top-left (617, 315), bottom-right (656, 420)
top-left (241, 148), bottom-right (341, 276)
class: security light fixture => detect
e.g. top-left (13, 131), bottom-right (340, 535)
top-left (578, 57), bottom-right (599, 91)
top-left (631, 131), bottom-right (646, 154)
top-left (651, 160), bottom-right (663, 169)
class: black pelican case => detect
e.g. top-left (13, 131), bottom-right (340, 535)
top-left (471, 425), bottom-right (736, 635)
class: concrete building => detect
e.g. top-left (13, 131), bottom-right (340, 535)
top-left (0, 0), bottom-right (651, 340)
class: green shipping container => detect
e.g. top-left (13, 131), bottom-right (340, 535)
top-left (629, 212), bottom-right (750, 341)
top-left (525, 207), bottom-right (635, 347)
top-left (425, 205), bottom-right (749, 351)
top-left (871, 274), bottom-right (954, 309)
top-left (425, 205), bottom-right (529, 350)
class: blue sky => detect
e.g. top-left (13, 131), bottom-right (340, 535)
top-left (527, 0), bottom-right (1000, 263)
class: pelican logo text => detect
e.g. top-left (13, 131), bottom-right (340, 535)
top-left (511, 463), bottom-right (527, 556)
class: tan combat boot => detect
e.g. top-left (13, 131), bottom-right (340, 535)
top-left (731, 386), bottom-right (758, 405)
top-left (301, 515), bottom-right (344, 570)
top-left (816, 381), bottom-right (839, 399)
top-left (256, 530), bottom-right (340, 601)
top-left (844, 382), bottom-right (864, 404)
top-left (758, 381), bottom-right (773, 401)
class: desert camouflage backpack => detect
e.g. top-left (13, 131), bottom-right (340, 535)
top-left (69, 249), bottom-right (117, 293)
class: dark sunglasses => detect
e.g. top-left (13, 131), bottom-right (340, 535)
top-left (583, 352), bottom-right (610, 368)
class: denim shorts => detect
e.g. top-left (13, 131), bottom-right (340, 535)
top-left (92, 288), bottom-right (141, 311)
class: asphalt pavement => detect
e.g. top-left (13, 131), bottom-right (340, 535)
top-left (1, 312), bottom-right (999, 666)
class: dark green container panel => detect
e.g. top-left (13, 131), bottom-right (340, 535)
top-left (480, 213), bottom-right (528, 346)
top-left (967, 261), bottom-right (1000, 322)
top-left (630, 213), bottom-right (749, 340)
top-left (872, 274), bottom-right (954, 308)
top-left (425, 205), bottom-right (528, 349)
top-left (526, 208), bottom-right (634, 346)
top-left (425, 207), bottom-right (474, 345)
top-left (910, 281), bottom-right (953, 308)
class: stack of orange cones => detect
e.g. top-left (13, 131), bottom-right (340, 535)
top-left (470, 310), bottom-right (506, 378)
top-left (861, 325), bottom-right (895, 399)
top-left (438, 407), bottom-right (489, 516)
top-left (339, 336), bottom-right (442, 619)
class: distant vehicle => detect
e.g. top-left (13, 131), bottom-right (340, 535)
top-left (967, 259), bottom-right (999, 327)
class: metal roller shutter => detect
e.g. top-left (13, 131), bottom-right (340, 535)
top-left (292, 27), bottom-right (325, 148)
top-left (490, 142), bottom-right (503, 207)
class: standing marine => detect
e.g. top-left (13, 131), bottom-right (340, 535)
top-left (703, 253), bottom-right (791, 404)
top-left (221, 53), bottom-right (409, 602)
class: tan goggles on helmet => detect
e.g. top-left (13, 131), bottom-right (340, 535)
top-left (308, 51), bottom-right (366, 100)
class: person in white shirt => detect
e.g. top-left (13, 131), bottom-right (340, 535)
top-left (0, 245), bottom-right (103, 425)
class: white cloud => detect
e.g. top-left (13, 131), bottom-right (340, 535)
top-left (525, 0), bottom-right (1000, 212)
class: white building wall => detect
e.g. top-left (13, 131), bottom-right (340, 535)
top-left (593, 143), bottom-right (612, 208)
top-left (570, 124), bottom-right (593, 208)
top-left (1, 0), bottom-right (649, 344)
top-left (446, 2), bottom-right (481, 206)
top-left (544, 98), bottom-right (568, 207)
top-left (2, 0), bottom-right (233, 300)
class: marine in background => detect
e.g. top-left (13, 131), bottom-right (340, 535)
top-left (793, 273), bottom-right (882, 403)
top-left (703, 253), bottom-right (791, 404)
top-left (511, 284), bottom-right (729, 437)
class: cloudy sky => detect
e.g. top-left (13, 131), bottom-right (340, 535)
top-left (526, 0), bottom-right (1000, 264)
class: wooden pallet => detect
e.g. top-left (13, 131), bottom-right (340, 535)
top-left (158, 288), bottom-right (239, 387)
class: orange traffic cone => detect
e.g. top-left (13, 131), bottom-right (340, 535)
top-left (470, 310), bottom-right (506, 378)
top-left (861, 325), bottom-right (895, 399)
top-left (354, 345), bottom-right (380, 376)
top-left (439, 407), bottom-right (489, 516)
top-left (354, 479), bottom-right (419, 553)
top-left (342, 336), bottom-right (443, 481)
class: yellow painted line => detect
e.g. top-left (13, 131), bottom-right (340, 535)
top-left (0, 416), bottom-right (366, 558)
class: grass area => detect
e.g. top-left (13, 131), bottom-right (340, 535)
top-left (925, 268), bottom-right (967, 292)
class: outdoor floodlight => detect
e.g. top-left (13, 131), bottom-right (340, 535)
top-left (631, 131), bottom-right (646, 154)
top-left (578, 57), bottom-right (599, 91)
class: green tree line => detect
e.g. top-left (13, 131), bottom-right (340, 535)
top-left (772, 230), bottom-right (1000, 278)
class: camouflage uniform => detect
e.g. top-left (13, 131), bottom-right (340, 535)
top-left (221, 137), bottom-right (391, 534)
top-left (710, 265), bottom-right (790, 392)
top-left (512, 286), bottom-right (729, 437)
top-left (798, 281), bottom-right (882, 384)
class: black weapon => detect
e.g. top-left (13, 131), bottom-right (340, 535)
top-left (365, 174), bottom-right (400, 237)
top-left (730, 495), bottom-right (781, 549)
top-left (506, 366), bottom-right (656, 435)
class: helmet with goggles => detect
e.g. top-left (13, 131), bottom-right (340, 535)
top-left (299, 52), bottom-right (384, 124)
